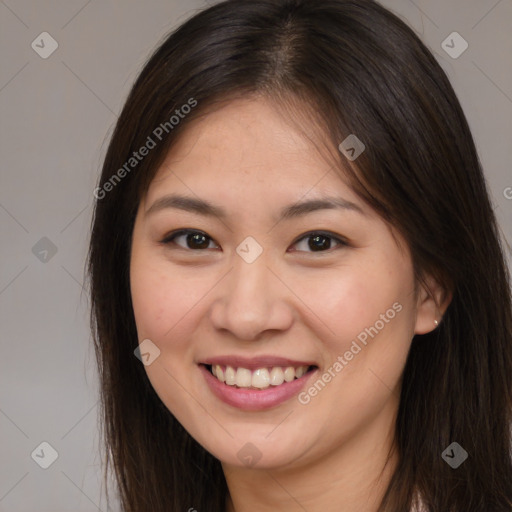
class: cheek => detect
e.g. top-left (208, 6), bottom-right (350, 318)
top-left (295, 256), bottom-right (412, 348)
top-left (129, 256), bottom-right (209, 413)
top-left (130, 254), bottom-right (206, 344)
top-left (291, 261), bottom-right (414, 439)
top-left (326, 260), bottom-right (414, 389)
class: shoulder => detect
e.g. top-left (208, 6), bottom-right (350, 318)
top-left (410, 495), bottom-right (427, 512)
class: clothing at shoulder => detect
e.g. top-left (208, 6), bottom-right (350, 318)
top-left (410, 501), bottom-right (427, 512)
top-left (410, 494), bottom-right (428, 512)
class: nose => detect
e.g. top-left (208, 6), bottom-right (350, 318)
top-left (209, 254), bottom-right (294, 341)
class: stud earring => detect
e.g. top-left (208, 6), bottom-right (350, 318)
top-left (434, 319), bottom-right (439, 326)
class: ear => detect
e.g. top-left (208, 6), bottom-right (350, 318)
top-left (414, 274), bottom-right (452, 335)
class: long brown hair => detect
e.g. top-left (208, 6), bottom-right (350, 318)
top-left (87, 1), bottom-right (512, 510)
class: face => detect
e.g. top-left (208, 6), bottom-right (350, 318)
top-left (130, 97), bottom-right (437, 471)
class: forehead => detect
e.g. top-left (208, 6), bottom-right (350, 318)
top-left (146, 97), bottom-right (359, 205)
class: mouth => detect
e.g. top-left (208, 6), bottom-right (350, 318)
top-left (199, 356), bottom-right (319, 410)
top-left (199, 360), bottom-right (318, 410)
top-left (202, 363), bottom-right (317, 390)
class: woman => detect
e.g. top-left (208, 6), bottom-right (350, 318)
top-left (87, 0), bottom-right (512, 510)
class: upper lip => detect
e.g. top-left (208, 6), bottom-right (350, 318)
top-left (201, 355), bottom-right (317, 370)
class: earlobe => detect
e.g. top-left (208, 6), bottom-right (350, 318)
top-left (414, 275), bottom-right (452, 335)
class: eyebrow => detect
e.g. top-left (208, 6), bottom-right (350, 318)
top-left (145, 193), bottom-right (365, 221)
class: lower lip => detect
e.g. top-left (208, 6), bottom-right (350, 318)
top-left (200, 364), bottom-right (317, 411)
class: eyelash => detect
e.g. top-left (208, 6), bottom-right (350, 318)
top-left (159, 229), bottom-right (348, 253)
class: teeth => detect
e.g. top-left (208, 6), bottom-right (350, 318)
top-left (210, 364), bottom-right (310, 389)
top-left (235, 368), bottom-right (252, 387)
top-left (213, 365), bottom-right (225, 382)
top-left (225, 366), bottom-right (236, 385)
top-left (284, 367), bottom-right (295, 382)
top-left (269, 367), bottom-right (284, 386)
top-left (252, 368), bottom-right (270, 389)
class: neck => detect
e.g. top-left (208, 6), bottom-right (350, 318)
top-left (222, 400), bottom-right (398, 512)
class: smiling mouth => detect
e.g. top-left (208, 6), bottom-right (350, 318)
top-left (203, 364), bottom-right (317, 390)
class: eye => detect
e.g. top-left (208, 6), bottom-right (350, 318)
top-left (160, 229), bottom-right (348, 253)
top-left (160, 229), bottom-right (219, 250)
top-left (290, 231), bottom-right (348, 253)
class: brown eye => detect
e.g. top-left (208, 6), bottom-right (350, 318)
top-left (160, 229), bottom-right (347, 253)
top-left (291, 231), bottom-right (347, 253)
top-left (161, 230), bottom-right (219, 250)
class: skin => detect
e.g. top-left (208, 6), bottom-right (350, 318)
top-left (129, 97), bottom-right (448, 511)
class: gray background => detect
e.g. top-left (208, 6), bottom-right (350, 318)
top-left (1, 0), bottom-right (511, 510)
